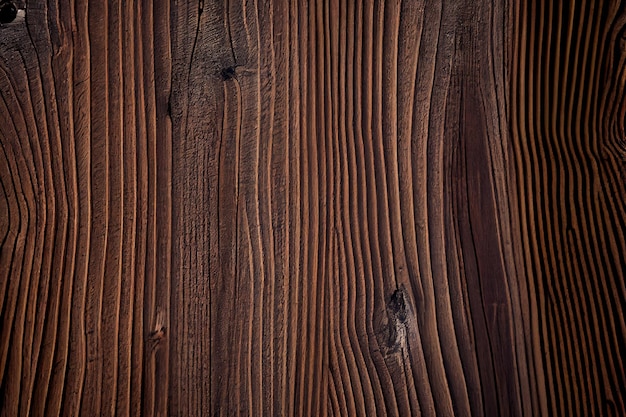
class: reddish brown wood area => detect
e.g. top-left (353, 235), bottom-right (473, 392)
top-left (0, 0), bottom-right (624, 416)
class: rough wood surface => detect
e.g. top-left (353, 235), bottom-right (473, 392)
top-left (0, 0), bottom-right (624, 416)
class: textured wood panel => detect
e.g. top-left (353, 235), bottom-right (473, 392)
top-left (509, 1), bottom-right (626, 415)
top-left (0, 0), bottom-right (172, 415)
top-left (0, 0), bottom-right (624, 416)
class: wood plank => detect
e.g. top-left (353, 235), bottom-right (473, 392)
top-left (174, 0), bottom-right (527, 415)
top-left (508, 1), bottom-right (626, 415)
top-left (0, 0), bottom-right (172, 415)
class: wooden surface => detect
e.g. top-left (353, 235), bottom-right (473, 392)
top-left (0, 0), bottom-right (624, 416)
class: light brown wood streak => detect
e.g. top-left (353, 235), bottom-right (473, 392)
top-left (0, 0), bottom-right (624, 416)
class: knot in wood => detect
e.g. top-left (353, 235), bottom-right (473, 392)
top-left (0, 1), bottom-right (17, 24)
top-left (388, 287), bottom-right (408, 324)
top-left (149, 326), bottom-right (166, 342)
top-left (372, 286), bottom-right (412, 355)
top-left (220, 66), bottom-right (237, 81)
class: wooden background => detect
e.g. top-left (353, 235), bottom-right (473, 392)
top-left (0, 0), bottom-right (624, 415)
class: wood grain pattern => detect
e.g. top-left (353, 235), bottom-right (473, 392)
top-left (509, 1), bottom-right (626, 415)
top-left (0, 0), bottom-right (623, 416)
top-left (0, 0), bottom-right (172, 415)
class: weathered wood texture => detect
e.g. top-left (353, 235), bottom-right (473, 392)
top-left (0, 0), bottom-right (623, 416)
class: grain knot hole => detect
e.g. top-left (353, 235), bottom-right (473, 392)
top-left (0, 1), bottom-right (17, 24)
top-left (388, 287), bottom-right (408, 324)
top-left (220, 66), bottom-right (237, 81)
top-left (149, 326), bottom-right (166, 342)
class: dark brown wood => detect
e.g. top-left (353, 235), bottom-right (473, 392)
top-left (0, 0), bottom-right (624, 416)
top-left (508, 1), bottom-right (626, 415)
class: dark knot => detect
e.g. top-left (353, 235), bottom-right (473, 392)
top-left (0, 1), bottom-right (17, 24)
